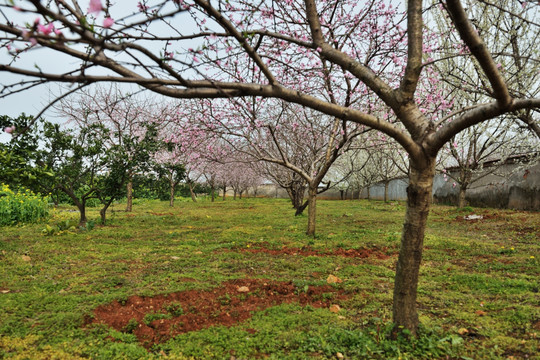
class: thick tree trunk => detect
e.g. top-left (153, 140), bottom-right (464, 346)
top-left (239, 191), bottom-right (243, 199)
top-left (233, 190), bottom-right (237, 200)
top-left (458, 186), bottom-right (467, 208)
top-left (222, 186), bottom-right (226, 200)
top-left (295, 200), bottom-right (309, 216)
top-left (189, 182), bottom-right (197, 202)
top-left (392, 159), bottom-right (435, 337)
top-left (289, 183), bottom-right (306, 211)
top-left (125, 178), bottom-right (133, 212)
top-left (367, 187), bottom-right (371, 200)
top-left (169, 178), bottom-right (175, 207)
top-left (306, 185), bottom-right (317, 236)
top-left (77, 203), bottom-right (87, 227)
top-left (100, 207), bottom-right (106, 224)
top-left (211, 186), bottom-right (215, 202)
top-left (384, 181), bottom-right (389, 202)
top-left (292, 189), bottom-right (301, 209)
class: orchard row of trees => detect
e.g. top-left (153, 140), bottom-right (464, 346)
top-left (1, 0), bottom-right (539, 337)
top-left (0, 107), bottom-right (265, 226)
top-left (5, 85), bottom-right (533, 230)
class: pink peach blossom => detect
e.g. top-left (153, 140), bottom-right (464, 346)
top-left (37, 23), bottom-right (54, 35)
top-left (103, 17), bottom-right (114, 28)
top-left (4, 126), bottom-right (15, 134)
top-left (88, 0), bottom-right (102, 15)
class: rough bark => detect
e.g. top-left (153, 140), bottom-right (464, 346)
top-left (189, 182), bottom-right (197, 202)
top-left (458, 186), bottom-right (468, 208)
top-left (125, 178), bottom-right (133, 212)
top-left (77, 203), bottom-right (87, 227)
top-left (392, 158), bottom-right (436, 337)
top-left (306, 185), bottom-right (317, 236)
top-left (100, 201), bottom-right (113, 224)
top-left (290, 182), bottom-right (307, 212)
top-left (211, 187), bottom-right (215, 202)
top-left (222, 185), bottom-right (226, 200)
top-left (295, 200), bottom-right (309, 216)
top-left (169, 177), bottom-right (175, 207)
top-left (62, 187), bottom-right (87, 227)
top-left (99, 207), bottom-right (106, 224)
top-left (292, 189), bottom-right (303, 209)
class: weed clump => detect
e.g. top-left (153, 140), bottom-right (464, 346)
top-left (122, 319), bottom-right (139, 333)
top-left (143, 312), bottom-right (171, 326)
top-left (0, 184), bottom-right (50, 226)
top-left (164, 303), bottom-right (184, 317)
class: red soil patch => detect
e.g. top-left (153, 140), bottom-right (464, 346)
top-left (238, 245), bottom-right (393, 260)
top-left (148, 212), bottom-right (175, 216)
top-left (86, 278), bottom-right (350, 349)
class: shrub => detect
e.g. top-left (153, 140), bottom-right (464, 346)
top-left (0, 184), bottom-right (50, 226)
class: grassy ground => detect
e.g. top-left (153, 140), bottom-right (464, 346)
top-left (0, 197), bottom-right (538, 359)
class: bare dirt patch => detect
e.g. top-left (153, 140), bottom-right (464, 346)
top-left (87, 278), bottom-right (350, 348)
top-left (237, 245), bottom-right (394, 259)
top-left (148, 212), bottom-right (176, 216)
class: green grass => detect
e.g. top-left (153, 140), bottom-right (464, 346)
top-left (0, 198), bottom-right (539, 359)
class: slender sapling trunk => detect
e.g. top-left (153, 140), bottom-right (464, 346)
top-left (100, 199), bottom-right (114, 225)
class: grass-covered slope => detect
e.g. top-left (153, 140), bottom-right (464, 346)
top-left (0, 198), bottom-right (538, 359)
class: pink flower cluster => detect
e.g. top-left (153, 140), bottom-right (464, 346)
top-left (137, 2), bottom-right (149, 12)
top-left (103, 17), bottom-right (114, 28)
top-left (87, 0), bottom-right (114, 28)
top-left (4, 126), bottom-right (15, 134)
top-left (88, 0), bottom-right (102, 15)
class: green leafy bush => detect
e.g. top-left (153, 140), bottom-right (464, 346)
top-left (0, 183), bottom-right (50, 226)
